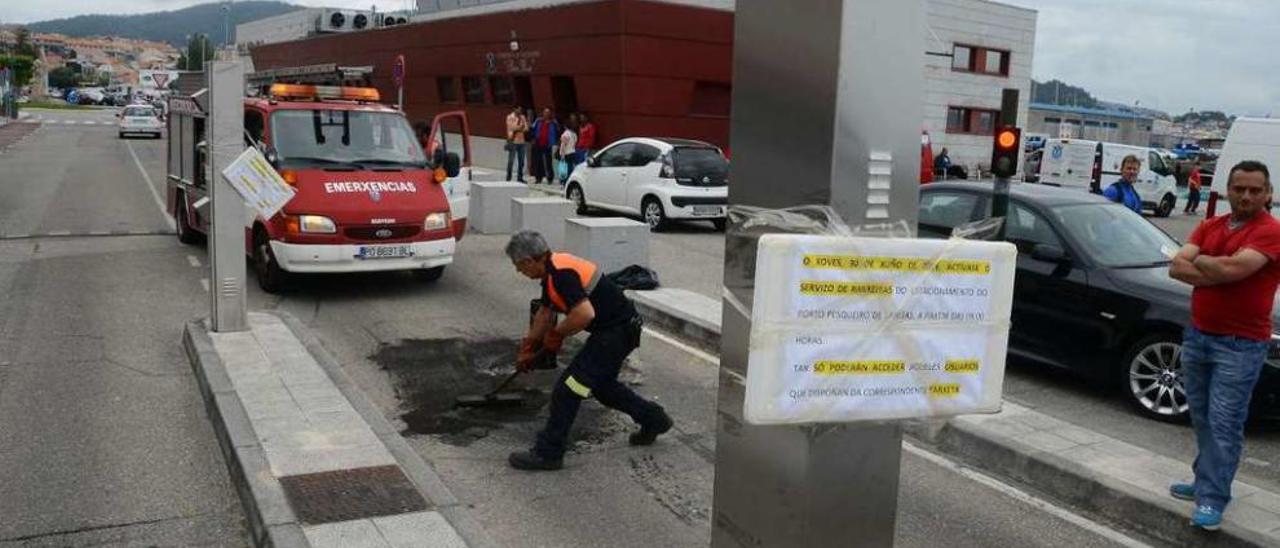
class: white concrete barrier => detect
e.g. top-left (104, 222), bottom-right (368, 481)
top-left (564, 217), bottom-right (649, 274)
top-left (470, 181), bottom-right (529, 234)
top-left (511, 197), bottom-right (576, 248)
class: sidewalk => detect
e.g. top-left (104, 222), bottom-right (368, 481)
top-left (627, 288), bottom-right (1280, 547)
top-left (184, 311), bottom-right (493, 548)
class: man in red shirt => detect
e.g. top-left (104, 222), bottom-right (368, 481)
top-left (577, 112), bottom-right (597, 157)
top-left (1185, 159), bottom-right (1204, 215)
top-left (1168, 160), bottom-right (1280, 531)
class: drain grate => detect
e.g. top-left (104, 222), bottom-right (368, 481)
top-left (279, 465), bottom-right (428, 524)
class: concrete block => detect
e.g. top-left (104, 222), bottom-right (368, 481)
top-left (564, 217), bottom-right (650, 274)
top-left (471, 181), bottom-right (529, 234)
top-left (373, 511), bottom-right (468, 548)
top-left (303, 519), bottom-right (387, 548)
top-left (511, 197), bottom-right (576, 248)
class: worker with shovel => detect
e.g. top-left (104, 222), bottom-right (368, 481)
top-left (503, 230), bottom-right (673, 471)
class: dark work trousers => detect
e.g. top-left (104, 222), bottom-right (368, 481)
top-left (531, 144), bottom-right (554, 183)
top-left (534, 317), bottom-right (666, 459)
top-left (505, 142), bottom-right (526, 182)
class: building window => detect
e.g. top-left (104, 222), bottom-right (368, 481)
top-left (489, 76), bottom-right (514, 105)
top-left (947, 106), bottom-right (1000, 135)
top-left (951, 44), bottom-right (1010, 76)
top-left (462, 76), bottom-right (485, 104)
top-left (1044, 117), bottom-right (1061, 124)
top-left (1084, 120), bottom-right (1101, 127)
top-left (690, 81), bottom-right (731, 117)
top-left (436, 76), bottom-right (458, 103)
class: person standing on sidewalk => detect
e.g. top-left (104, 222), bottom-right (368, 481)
top-left (1185, 159), bottom-right (1204, 215)
top-left (1167, 160), bottom-right (1280, 531)
top-left (530, 108), bottom-right (559, 185)
top-left (504, 105), bottom-right (529, 183)
top-left (558, 114), bottom-right (579, 185)
top-left (504, 230), bottom-right (673, 471)
top-left (577, 112), bottom-right (598, 159)
top-left (1104, 154), bottom-right (1144, 214)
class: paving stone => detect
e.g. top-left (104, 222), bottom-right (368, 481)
top-left (1054, 425), bottom-right (1108, 446)
top-left (1018, 431), bottom-right (1080, 453)
top-left (373, 512), bottom-right (468, 548)
top-left (267, 443), bottom-right (397, 477)
top-left (303, 519), bottom-right (388, 548)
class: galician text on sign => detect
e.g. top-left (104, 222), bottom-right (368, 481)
top-left (744, 234), bottom-right (1017, 424)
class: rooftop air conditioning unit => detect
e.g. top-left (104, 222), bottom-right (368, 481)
top-left (353, 13), bottom-right (369, 29)
top-left (378, 14), bottom-right (409, 27)
top-left (318, 9), bottom-right (348, 33)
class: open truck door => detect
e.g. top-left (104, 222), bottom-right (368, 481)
top-left (428, 111), bottom-right (472, 240)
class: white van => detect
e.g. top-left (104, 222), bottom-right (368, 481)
top-left (1211, 118), bottom-right (1280, 197)
top-left (1038, 138), bottom-right (1179, 217)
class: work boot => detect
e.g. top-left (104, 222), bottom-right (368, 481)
top-left (508, 450), bottom-right (563, 471)
top-left (629, 410), bottom-right (674, 446)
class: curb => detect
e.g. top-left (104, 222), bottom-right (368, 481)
top-left (628, 288), bottom-right (1279, 548)
top-left (271, 311), bottom-right (498, 548)
top-left (185, 314), bottom-right (499, 548)
top-left (183, 320), bottom-right (308, 548)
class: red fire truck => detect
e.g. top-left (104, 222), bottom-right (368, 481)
top-left (166, 64), bottom-right (472, 293)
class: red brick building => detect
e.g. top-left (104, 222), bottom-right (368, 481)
top-left (249, 0), bottom-right (734, 149)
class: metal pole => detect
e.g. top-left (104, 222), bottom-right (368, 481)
top-left (712, 1), bottom-right (922, 546)
top-left (993, 89), bottom-right (1020, 239)
top-left (398, 86), bottom-right (404, 111)
top-left (208, 60), bottom-right (248, 332)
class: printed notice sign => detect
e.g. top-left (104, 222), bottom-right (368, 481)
top-left (743, 234), bottom-right (1017, 425)
top-left (220, 147), bottom-right (296, 219)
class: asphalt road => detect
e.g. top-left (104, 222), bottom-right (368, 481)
top-left (0, 110), bottom-right (248, 546)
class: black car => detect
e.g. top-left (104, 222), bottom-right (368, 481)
top-left (918, 182), bottom-right (1280, 422)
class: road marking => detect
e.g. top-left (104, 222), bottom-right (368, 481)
top-left (83, 121), bottom-right (96, 125)
top-left (640, 326), bottom-right (745, 386)
top-left (645, 322), bottom-right (1154, 548)
top-left (88, 230), bottom-right (109, 236)
top-left (904, 443), bottom-right (1155, 548)
top-left (187, 254), bottom-right (202, 268)
top-left (200, 278), bottom-right (210, 292)
top-left (125, 139), bottom-right (176, 231)
top-left (46, 230), bottom-right (71, 237)
top-left (1244, 457), bottom-right (1272, 467)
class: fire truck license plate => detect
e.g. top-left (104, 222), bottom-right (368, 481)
top-left (357, 245), bottom-right (414, 259)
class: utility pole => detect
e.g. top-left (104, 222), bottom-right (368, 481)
top-left (208, 60), bottom-right (247, 332)
top-left (711, 1), bottom-right (922, 546)
top-left (223, 3), bottom-right (231, 49)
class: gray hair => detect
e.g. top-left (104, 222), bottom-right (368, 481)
top-left (505, 230), bottom-right (550, 261)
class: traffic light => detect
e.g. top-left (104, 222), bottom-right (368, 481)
top-left (990, 126), bottom-right (1021, 179)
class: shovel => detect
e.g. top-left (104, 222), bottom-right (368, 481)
top-left (454, 351), bottom-right (553, 409)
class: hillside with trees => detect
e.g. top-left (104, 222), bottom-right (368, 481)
top-left (24, 1), bottom-right (299, 47)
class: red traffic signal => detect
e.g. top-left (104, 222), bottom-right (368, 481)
top-left (991, 126), bottom-right (1021, 178)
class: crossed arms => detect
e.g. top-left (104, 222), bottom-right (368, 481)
top-left (1169, 244), bottom-right (1270, 287)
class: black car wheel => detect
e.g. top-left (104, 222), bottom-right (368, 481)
top-left (1123, 333), bottom-right (1188, 422)
top-left (567, 183), bottom-right (588, 215)
top-left (253, 228), bottom-right (287, 293)
top-left (713, 218), bottom-right (727, 231)
top-left (643, 197), bottom-right (667, 232)
top-left (175, 196), bottom-right (202, 245)
top-left (1155, 194), bottom-right (1175, 218)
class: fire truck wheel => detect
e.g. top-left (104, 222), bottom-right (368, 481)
top-left (253, 228), bottom-right (287, 293)
top-left (175, 197), bottom-right (202, 245)
top-left (413, 266), bottom-right (445, 283)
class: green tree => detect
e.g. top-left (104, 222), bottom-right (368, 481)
top-left (14, 27), bottom-right (36, 57)
top-left (48, 66), bottom-right (79, 89)
top-left (178, 33), bottom-right (215, 71)
top-left (0, 55), bottom-right (35, 87)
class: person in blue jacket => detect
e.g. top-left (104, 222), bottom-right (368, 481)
top-left (1104, 154), bottom-right (1144, 214)
top-left (529, 108), bottom-right (561, 185)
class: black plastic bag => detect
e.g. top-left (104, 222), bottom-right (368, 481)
top-left (606, 265), bottom-right (660, 290)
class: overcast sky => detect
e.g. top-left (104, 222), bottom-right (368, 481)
top-left (3, 0), bottom-right (1276, 115)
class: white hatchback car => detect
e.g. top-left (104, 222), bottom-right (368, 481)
top-left (117, 104), bottom-right (163, 139)
top-left (565, 138), bottom-right (729, 231)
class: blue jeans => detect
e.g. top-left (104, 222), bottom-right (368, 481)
top-left (1181, 326), bottom-right (1268, 509)
top-left (505, 142), bottom-right (526, 182)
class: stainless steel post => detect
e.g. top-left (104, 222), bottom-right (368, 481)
top-left (712, 1), bottom-right (923, 546)
top-left (208, 60), bottom-right (247, 332)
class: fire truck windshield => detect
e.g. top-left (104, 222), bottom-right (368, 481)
top-left (270, 109), bottom-right (426, 170)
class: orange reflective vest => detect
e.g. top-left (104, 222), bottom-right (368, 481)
top-left (544, 252), bottom-right (601, 313)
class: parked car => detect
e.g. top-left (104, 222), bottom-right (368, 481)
top-left (117, 104), bottom-right (163, 139)
top-left (565, 138), bottom-right (729, 231)
top-left (918, 181), bottom-right (1280, 422)
top-left (1038, 138), bottom-right (1179, 217)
